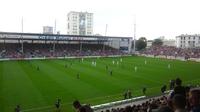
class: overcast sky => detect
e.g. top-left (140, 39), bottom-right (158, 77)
top-left (0, 0), bottom-right (200, 40)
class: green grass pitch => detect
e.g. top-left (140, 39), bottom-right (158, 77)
top-left (0, 56), bottom-right (200, 112)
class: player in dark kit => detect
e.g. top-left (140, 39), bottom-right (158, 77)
top-left (37, 66), bottom-right (40, 71)
top-left (55, 98), bottom-right (61, 111)
top-left (106, 65), bottom-right (108, 71)
top-left (110, 70), bottom-right (113, 76)
top-left (64, 64), bottom-right (68, 68)
top-left (70, 62), bottom-right (72, 66)
top-left (142, 87), bottom-right (146, 95)
top-left (128, 90), bottom-right (132, 98)
top-left (14, 105), bottom-right (20, 112)
top-left (123, 91), bottom-right (128, 99)
top-left (77, 73), bottom-right (80, 79)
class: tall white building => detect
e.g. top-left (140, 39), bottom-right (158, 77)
top-left (176, 34), bottom-right (200, 48)
top-left (67, 11), bottom-right (93, 35)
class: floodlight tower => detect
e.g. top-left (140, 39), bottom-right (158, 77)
top-left (54, 19), bottom-right (57, 34)
top-left (53, 19), bottom-right (57, 55)
top-left (103, 24), bottom-right (108, 52)
top-left (21, 17), bottom-right (24, 54)
top-left (133, 15), bottom-right (136, 53)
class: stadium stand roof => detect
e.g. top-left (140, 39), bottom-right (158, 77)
top-left (0, 32), bottom-right (132, 40)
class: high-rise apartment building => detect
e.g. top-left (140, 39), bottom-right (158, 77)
top-left (67, 11), bottom-right (93, 35)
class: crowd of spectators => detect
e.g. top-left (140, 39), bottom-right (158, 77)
top-left (0, 43), bottom-right (126, 59)
top-left (100, 78), bottom-right (200, 112)
top-left (140, 46), bottom-right (200, 59)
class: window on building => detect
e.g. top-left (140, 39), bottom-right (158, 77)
top-left (68, 23), bottom-right (70, 29)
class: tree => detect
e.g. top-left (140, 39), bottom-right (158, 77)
top-left (152, 39), bottom-right (163, 46)
top-left (135, 37), bottom-right (147, 51)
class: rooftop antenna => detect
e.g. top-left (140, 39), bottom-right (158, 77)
top-left (133, 15), bottom-right (136, 53)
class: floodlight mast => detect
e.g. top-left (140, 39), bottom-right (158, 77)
top-left (133, 15), bottom-right (136, 53)
top-left (21, 17), bottom-right (24, 54)
top-left (103, 24), bottom-right (108, 52)
top-left (53, 19), bottom-right (56, 55)
top-left (54, 19), bottom-right (56, 34)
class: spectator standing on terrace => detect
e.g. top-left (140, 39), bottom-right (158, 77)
top-left (73, 100), bottom-right (82, 112)
top-left (14, 105), bottom-right (21, 112)
top-left (73, 100), bottom-right (93, 112)
top-left (157, 106), bottom-right (173, 112)
top-left (161, 85), bottom-right (167, 94)
top-left (172, 94), bottom-right (187, 112)
top-left (189, 89), bottom-right (200, 112)
top-left (169, 79), bottom-right (175, 90)
top-left (174, 78), bottom-right (186, 97)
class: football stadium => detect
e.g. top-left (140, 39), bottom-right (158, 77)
top-left (0, 32), bottom-right (200, 112)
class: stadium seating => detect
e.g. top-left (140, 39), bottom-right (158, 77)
top-left (140, 46), bottom-right (200, 59)
top-left (0, 43), bottom-right (127, 59)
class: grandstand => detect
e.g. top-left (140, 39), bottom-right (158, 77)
top-left (0, 32), bottom-right (132, 59)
